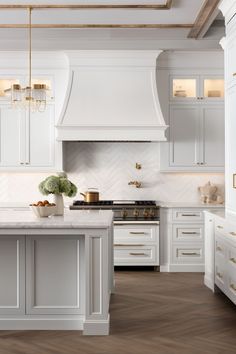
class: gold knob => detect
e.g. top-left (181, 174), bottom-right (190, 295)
top-left (121, 209), bottom-right (128, 219)
top-left (217, 225), bottom-right (223, 229)
top-left (133, 209), bottom-right (139, 218)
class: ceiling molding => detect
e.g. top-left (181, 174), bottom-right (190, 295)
top-left (0, 1), bottom-right (173, 10)
top-left (0, 23), bottom-right (192, 29)
top-left (188, 0), bottom-right (221, 38)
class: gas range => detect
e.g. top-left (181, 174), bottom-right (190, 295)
top-left (70, 200), bottom-right (159, 222)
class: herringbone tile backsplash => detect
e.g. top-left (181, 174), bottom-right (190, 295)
top-left (0, 142), bottom-right (224, 205)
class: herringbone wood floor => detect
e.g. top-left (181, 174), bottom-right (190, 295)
top-left (0, 271), bottom-right (236, 354)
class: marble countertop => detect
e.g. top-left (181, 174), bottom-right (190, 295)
top-left (159, 202), bottom-right (225, 209)
top-left (0, 209), bottom-right (113, 229)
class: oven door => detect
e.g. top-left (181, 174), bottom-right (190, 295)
top-left (113, 221), bottom-right (159, 266)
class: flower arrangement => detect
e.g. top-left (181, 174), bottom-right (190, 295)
top-left (39, 173), bottom-right (77, 198)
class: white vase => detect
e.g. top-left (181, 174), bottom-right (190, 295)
top-left (53, 194), bottom-right (64, 216)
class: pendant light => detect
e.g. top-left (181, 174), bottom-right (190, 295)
top-left (5, 7), bottom-right (48, 112)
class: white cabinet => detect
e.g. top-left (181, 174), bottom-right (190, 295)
top-left (160, 206), bottom-right (224, 272)
top-left (0, 105), bottom-right (60, 171)
top-left (165, 104), bottom-right (224, 171)
top-left (26, 235), bottom-right (82, 315)
top-left (0, 235), bottom-right (25, 315)
top-left (114, 223), bottom-right (159, 266)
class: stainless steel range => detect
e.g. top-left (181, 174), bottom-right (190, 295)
top-left (70, 200), bottom-right (159, 222)
top-left (70, 200), bottom-right (160, 268)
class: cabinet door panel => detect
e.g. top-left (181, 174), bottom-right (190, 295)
top-left (0, 236), bottom-right (25, 315)
top-left (202, 106), bottom-right (224, 167)
top-left (170, 106), bottom-right (199, 166)
top-left (0, 106), bottom-right (23, 166)
top-left (29, 105), bottom-right (54, 166)
top-left (26, 235), bottom-right (83, 315)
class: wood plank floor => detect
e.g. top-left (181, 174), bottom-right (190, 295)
top-left (1, 271), bottom-right (236, 354)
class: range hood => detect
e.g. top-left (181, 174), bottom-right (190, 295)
top-left (57, 50), bottom-right (168, 141)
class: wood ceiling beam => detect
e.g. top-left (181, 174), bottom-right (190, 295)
top-left (0, 23), bottom-right (192, 29)
top-left (188, 0), bottom-right (220, 38)
top-left (0, 1), bottom-right (173, 10)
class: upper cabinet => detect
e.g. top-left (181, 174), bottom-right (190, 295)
top-left (171, 75), bottom-right (224, 102)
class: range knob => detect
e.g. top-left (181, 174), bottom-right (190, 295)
top-left (143, 208), bottom-right (149, 218)
top-left (133, 208), bottom-right (139, 218)
top-left (149, 209), bottom-right (155, 218)
top-left (121, 209), bottom-right (128, 219)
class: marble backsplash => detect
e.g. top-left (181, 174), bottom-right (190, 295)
top-left (0, 142), bottom-right (224, 205)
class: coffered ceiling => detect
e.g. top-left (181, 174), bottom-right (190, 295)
top-left (0, 1), bottom-right (225, 50)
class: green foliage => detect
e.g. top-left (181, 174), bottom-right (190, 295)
top-left (39, 174), bottom-right (77, 197)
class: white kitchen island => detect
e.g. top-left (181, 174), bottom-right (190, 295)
top-left (0, 209), bottom-right (114, 335)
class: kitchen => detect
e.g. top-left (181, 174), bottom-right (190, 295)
top-left (0, 0), bottom-right (235, 353)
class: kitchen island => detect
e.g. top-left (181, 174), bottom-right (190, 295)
top-left (0, 209), bottom-right (114, 335)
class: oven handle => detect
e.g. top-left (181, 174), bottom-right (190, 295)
top-left (113, 221), bottom-right (159, 225)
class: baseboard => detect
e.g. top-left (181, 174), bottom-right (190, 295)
top-left (83, 315), bottom-right (110, 336)
top-left (168, 264), bottom-right (204, 272)
top-left (160, 264), bottom-right (170, 272)
top-left (0, 316), bottom-right (84, 330)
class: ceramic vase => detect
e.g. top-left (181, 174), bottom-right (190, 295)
top-left (53, 194), bottom-right (64, 216)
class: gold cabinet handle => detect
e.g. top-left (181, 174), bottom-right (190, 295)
top-left (230, 283), bottom-right (236, 291)
top-left (129, 232), bottom-right (146, 235)
top-left (181, 252), bottom-right (199, 256)
top-left (230, 257), bottom-right (236, 264)
top-left (129, 252), bottom-right (147, 256)
top-left (217, 225), bottom-right (224, 229)
top-left (182, 232), bottom-right (198, 235)
top-left (230, 232), bottom-right (236, 236)
top-left (115, 244), bottom-right (145, 247)
top-left (217, 272), bottom-right (223, 279)
top-left (216, 246), bottom-right (223, 251)
top-left (233, 73), bottom-right (236, 77)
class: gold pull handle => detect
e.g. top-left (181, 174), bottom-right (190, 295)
top-left (181, 252), bottom-right (198, 256)
top-left (233, 73), bottom-right (236, 77)
top-left (182, 232), bottom-right (198, 235)
top-left (230, 257), bottom-right (236, 264)
top-left (230, 283), bottom-right (236, 291)
top-left (217, 272), bottom-right (223, 279)
top-left (129, 232), bottom-right (146, 235)
top-left (217, 225), bottom-right (224, 229)
top-left (230, 232), bottom-right (236, 236)
top-left (216, 246), bottom-right (223, 251)
top-left (129, 252), bottom-right (147, 256)
top-left (115, 244), bottom-right (145, 247)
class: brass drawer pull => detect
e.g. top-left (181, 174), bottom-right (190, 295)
top-left (182, 232), bottom-right (198, 235)
top-left (129, 232), bottom-right (146, 235)
top-left (129, 252), bottom-right (147, 256)
top-left (181, 214), bottom-right (198, 217)
top-left (233, 73), bottom-right (236, 77)
top-left (230, 283), bottom-right (236, 291)
top-left (217, 225), bottom-right (224, 229)
top-left (216, 246), bottom-right (223, 251)
top-left (217, 272), bottom-right (223, 279)
top-left (115, 244), bottom-right (145, 247)
top-left (230, 257), bottom-right (236, 264)
top-left (230, 232), bottom-right (236, 236)
top-left (181, 252), bottom-right (199, 256)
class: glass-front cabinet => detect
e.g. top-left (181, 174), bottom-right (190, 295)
top-left (171, 75), bottom-right (224, 102)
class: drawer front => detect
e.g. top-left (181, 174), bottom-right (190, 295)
top-left (228, 246), bottom-right (236, 270)
top-left (172, 209), bottom-right (203, 222)
top-left (227, 273), bottom-right (236, 305)
top-left (172, 224), bottom-right (203, 242)
top-left (114, 225), bottom-right (158, 244)
top-left (215, 263), bottom-right (226, 292)
top-left (114, 245), bottom-right (157, 265)
top-left (172, 244), bottom-right (204, 264)
top-left (215, 238), bottom-right (226, 259)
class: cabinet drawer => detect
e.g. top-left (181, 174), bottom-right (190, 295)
top-left (172, 244), bottom-right (204, 264)
top-left (114, 225), bottom-right (158, 243)
top-left (172, 209), bottom-right (203, 222)
top-left (114, 245), bottom-right (157, 265)
top-left (172, 224), bottom-right (203, 242)
top-left (227, 274), bottom-right (236, 305)
top-left (215, 238), bottom-right (226, 259)
top-left (215, 264), bottom-right (226, 292)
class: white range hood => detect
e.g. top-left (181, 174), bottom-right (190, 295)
top-left (57, 50), bottom-right (168, 141)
